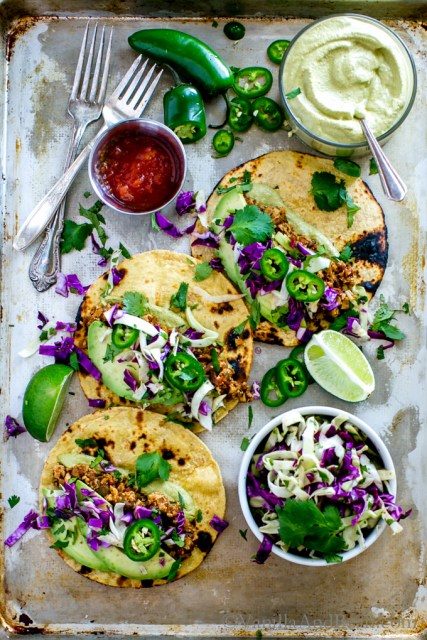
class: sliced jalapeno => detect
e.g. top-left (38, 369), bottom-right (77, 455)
top-left (233, 66), bottom-right (273, 99)
top-left (286, 269), bottom-right (325, 302)
top-left (123, 519), bottom-right (161, 562)
top-left (276, 358), bottom-right (308, 398)
top-left (267, 39), bottom-right (290, 65)
top-left (252, 97), bottom-right (284, 132)
top-left (260, 367), bottom-right (288, 408)
top-left (228, 96), bottom-right (253, 132)
top-left (289, 345), bottom-right (314, 384)
top-left (260, 249), bottom-right (289, 281)
top-left (212, 129), bottom-right (235, 156)
top-left (112, 324), bottom-right (139, 349)
top-left (223, 21), bottom-right (246, 41)
top-left (164, 352), bottom-right (205, 392)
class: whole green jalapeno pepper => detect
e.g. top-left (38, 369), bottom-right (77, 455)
top-left (163, 84), bottom-right (207, 143)
top-left (128, 29), bottom-right (234, 97)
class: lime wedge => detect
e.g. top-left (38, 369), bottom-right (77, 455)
top-left (304, 330), bottom-right (375, 402)
top-left (22, 364), bottom-right (74, 441)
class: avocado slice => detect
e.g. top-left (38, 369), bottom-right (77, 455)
top-left (248, 182), bottom-right (286, 208)
top-left (52, 517), bottom-right (108, 572)
top-left (95, 543), bottom-right (175, 580)
top-left (213, 187), bottom-right (247, 232)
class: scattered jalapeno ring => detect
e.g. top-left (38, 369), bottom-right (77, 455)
top-left (267, 39), bottom-right (290, 65)
top-left (228, 96), bottom-right (253, 132)
top-left (123, 519), bottom-right (161, 562)
top-left (233, 66), bottom-right (273, 99)
top-left (286, 269), bottom-right (325, 302)
top-left (276, 358), bottom-right (309, 398)
top-left (164, 352), bottom-right (206, 392)
top-left (252, 97), bottom-right (284, 132)
top-left (289, 345), bottom-right (315, 384)
top-left (223, 21), bottom-right (246, 41)
top-left (163, 84), bottom-right (207, 144)
top-left (260, 249), bottom-right (289, 281)
top-left (260, 367), bottom-right (288, 408)
top-left (112, 324), bottom-right (139, 349)
top-left (212, 129), bottom-right (235, 155)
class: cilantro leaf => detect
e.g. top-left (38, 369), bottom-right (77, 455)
top-left (276, 500), bottom-right (346, 557)
top-left (339, 188), bottom-right (360, 228)
top-left (119, 243), bottom-right (132, 259)
top-left (79, 201), bottom-right (107, 245)
top-left (194, 262), bottom-right (213, 282)
top-left (402, 302), bottom-right (410, 314)
top-left (240, 436), bottom-right (251, 451)
top-left (135, 452), bottom-right (171, 487)
top-left (239, 528), bottom-right (248, 541)
top-left (233, 318), bottom-right (248, 335)
top-left (167, 558), bottom-right (182, 582)
top-left (369, 157), bottom-right (379, 175)
top-left (170, 282), bottom-right (188, 311)
top-left (377, 345), bottom-right (385, 360)
top-left (60, 220), bottom-right (93, 254)
top-left (337, 244), bottom-right (353, 263)
top-left (310, 172), bottom-right (343, 211)
top-left (211, 19), bottom-right (218, 27)
top-left (249, 298), bottom-right (261, 329)
top-left (286, 87), bottom-right (301, 100)
top-left (122, 291), bottom-right (148, 317)
top-left (371, 296), bottom-right (406, 341)
top-left (229, 205), bottom-right (274, 246)
top-left (248, 405), bottom-right (254, 429)
top-left (69, 351), bottom-right (80, 371)
top-left (50, 540), bottom-right (69, 549)
top-left (217, 170), bottom-right (252, 195)
top-left (196, 509), bottom-right (203, 523)
top-left (151, 211), bottom-right (161, 231)
top-left (103, 342), bottom-right (123, 362)
top-left (333, 158), bottom-right (361, 178)
top-left (8, 495), bottom-right (20, 508)
top-left (75, 438), bottom-right (98, 448)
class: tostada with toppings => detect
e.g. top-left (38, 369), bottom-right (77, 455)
top-left (39, 407), bottom-right (226, 586)
top-left (74, 250), bottom-right (254, 431)
top-left (191, 150), bottom-right (388, 346)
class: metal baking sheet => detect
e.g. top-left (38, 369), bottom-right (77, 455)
top-left (1, 2), bottom-right (426, 637)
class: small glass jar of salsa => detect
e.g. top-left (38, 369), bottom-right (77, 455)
top-left (89, 119), bottom-right (187, 215)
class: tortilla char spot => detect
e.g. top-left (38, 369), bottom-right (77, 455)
top-left (130, 441), bottom-right (136, 451)
top-left (230, 355), bottom-right (244, 380)
top-left (178, 457), bottom-right (186, 466)
top-left (350, 231), bottom-right (388, 270)
top-left (226, 330), bottom-right (237, 350)
top-left (141, 579), bottom-right (154, 588)
top-left (196, 531), bottom-right (213, 552)
top-left (138, 433), bottom-right (146, 439)
top-left (213, 302), bottom-right (233, 315)
top-left (214, 320), bottom-right (219, 329)
top-left (362, 280), bottom-right (378, 293)
top-left (102, 273), bottom-right (108, 281)
top-left (162, 448), bottom-right (174, 460)
top-left (116, 575), bottom-right (129, 587)
top-left (79, 565), bottom-right (93, 575)
top-left (241, 329), bottom-right (250, 340)
top-left (80, 370), bottom-right (89, 378)
top-left (95, 437), bottom-right (108, 449)
top-left (135, 411), bottom-right (144, 425)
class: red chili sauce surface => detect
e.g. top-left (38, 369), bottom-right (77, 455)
top-left (98, 133), bottom-right (179, 212)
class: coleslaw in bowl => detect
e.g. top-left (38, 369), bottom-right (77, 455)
top-left (238, 406), bottom-right (409, 566)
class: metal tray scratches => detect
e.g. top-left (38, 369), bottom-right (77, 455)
top-left (1, 4), bottom-right (426, 639)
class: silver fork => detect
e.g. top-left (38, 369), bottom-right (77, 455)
top-left (29, 22), bottom-right (113, 292)
top-left (14, 56), bottom-right (164, 253)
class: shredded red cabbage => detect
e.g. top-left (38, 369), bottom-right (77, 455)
top-left (5, 415), bottom-right (26, 439)
top-left (88, 398), bottom-right (107, 409)
top-left (176, 191), bottom-right (196, 216)
top-left (199, 401), bottom-right (212, 416)
top-left (296, 326), bottom-right (313, 344)
top-left (285, 298), bottom-right (305, 331)
top-left (251, 381), bottom-right (260, 400)
top-left (209, 514), bottom-right (229, 534)
top-left (74, 347), bottom-right (102, 381)
top-left (39, 336), bottom-right (75, 364)
top-left (55, 273), bottom-right (89, 297)
top-left (4, 510), bottom-right (40, 547)
top-left (176, 510), bottom-right (186, 535)
top-left (91, 234), bottom-right (109, 267)
top-left (191, 231), bottom-right (220, 249)
top-left (253, 535), bottom-right (273, 564)
top-left (55, 321), bottom-right (77, 333)
top-left (111, 268), bottom-right (125, 287)
top-left (209, 257), bottom-right (224, 272)
top-left (134, 506), bottom-right (153, 520)
top-left (320, 287), bottom-right (340, 311)
top-left (123, 368), bottom-right (138, 391)
top-left (367, 330), bottom-right (395, 349)
top-left (37, 311), bottom-right (49, 329)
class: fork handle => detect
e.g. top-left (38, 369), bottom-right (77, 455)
top-left (29, 122), bottom-right (87, 291)
top-left (13, 123), bottom-right (107, 252)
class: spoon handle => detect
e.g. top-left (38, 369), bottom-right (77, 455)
top-left (359, 119), bottom-right (407, 202)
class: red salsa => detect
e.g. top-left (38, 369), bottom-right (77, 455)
top-left (97, 133), bottom-right (180, 213)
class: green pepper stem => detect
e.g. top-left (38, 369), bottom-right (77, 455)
top-left (208, 92), bottom-right (231, 130)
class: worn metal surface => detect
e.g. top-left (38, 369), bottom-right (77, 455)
top-left (0, 2), bottom-right (426, 638)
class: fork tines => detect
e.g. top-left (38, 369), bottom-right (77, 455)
top-left (71, 21), bottom-right (113, 104)
top-left (112, 55), bottom-right (164, 112)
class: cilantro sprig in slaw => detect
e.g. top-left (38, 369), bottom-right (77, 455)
top-left (247, 411), bottom-right (410, 564)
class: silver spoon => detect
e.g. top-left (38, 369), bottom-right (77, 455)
top-left (358, 118), bottom-right (407, 202)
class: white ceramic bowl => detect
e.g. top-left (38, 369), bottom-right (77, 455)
top-left (238, 406), bottom-right (397, 567)
top-left (279, 14), bottom-right (417, 157)
top-left (88, 118), bottom-right (187, 215)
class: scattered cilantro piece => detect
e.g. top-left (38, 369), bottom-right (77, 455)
top-left (337, 244), bottom-right (353, 263)
top-left (248, 405), bottom-right (254, 429)
top-left (403, 302), bottom-right (410, 314)
top-left (229, 205), bottom-right (274, 246)
top-left (122, 291), bottom-right (148, 317)
top-left (90, 449), bottom-right (105, 468)
top-left (197, 509), bottom-right (203, 523)
top-left (75, 438), bottom-right (97, 448)
top-left (276, 500), bottom-right (347, 557)
top-left (60, 220), bottom-right (93, 254)
top-left (256, 631), bottom-right (263, 639)
top-left (233, 318), bottom-right (248, 336)
top-left (103, 342), bottom-right (123, 363)
top-left (239, 528), bottom-right (248, 541)
top-left (240, 436), bottom-right (251, 451)
top-left (69, 351), bottom-right (80, 371)
top-left (167, 558), bottom-right (182, 582)
top-left (333, 158), bottom-right (361, 178)
top-left (178, 492), bottom-right (186, 510)
top-left (371, 295), bottom-right (406, 341)
top-left (8, 495), bottom-right (20, 508)
top-left (136, 452), bottom-right (171, 487)
top-left (286, 87), bottom-right (301, 100)
top-left (164, 413), bottom-right (193, 428)
top-left (119, 243), bottom-right (132, 259)
top-left (369, 157), bottom-right (379, 175)
top-left (170, 282), bottom-right (189, 311)
top-left (194, 262), bottom-right (213, 282)
top-left (79, 201), bottom-right (107, 245)
top-left (114, 470), bottom-right (122, 479)
top-left (84, 191), bottom-right (91, 198)
top-left (377, 345), bottom-right (385, 360)
top-left (211, 349), bottom-right (220, 374)
top-left (329, 309), bottom-right (359, 332)
top-left (217, 170), bottom-right (252, 195)
top-left (339, 187), bottom-right (361, 228)
top-left (50, 540), bottom-right (69, 549)
top-left (212, 19), bottom-right (218, 27)
top-left (324, 553), bottom-right (343, 564)
top-left (310, 172), bottom-right (343, 211)
top-left (151, 212), bottom-right (161, 231)
top-left (249, 298), bottom-right (261, 329)
top-left (171, 529), bottom-right (185, 547)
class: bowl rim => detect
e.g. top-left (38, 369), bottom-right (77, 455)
top-left (88, 117), bottom-right (187, 215)
top-left (279, 13), bottom-right (418, 150)
top-left (238, 405), bottom-right (397, 567)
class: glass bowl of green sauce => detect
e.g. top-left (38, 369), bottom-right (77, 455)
top-left (279, 15), bottom-right (417, 157)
